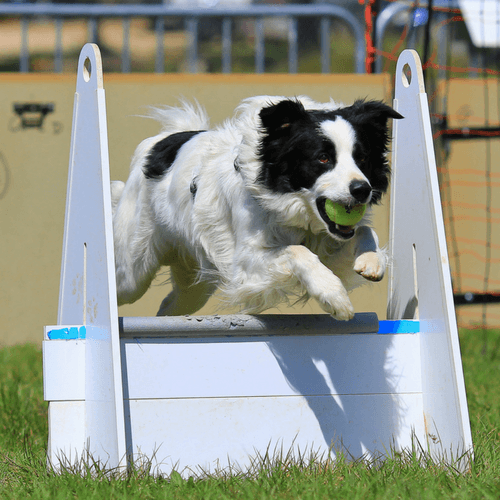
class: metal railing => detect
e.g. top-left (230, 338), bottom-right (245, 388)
top-left (0, 3), bottom-right (366, 74)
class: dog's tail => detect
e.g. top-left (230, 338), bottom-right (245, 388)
top-left (147, 99), bottom-right (210, 133)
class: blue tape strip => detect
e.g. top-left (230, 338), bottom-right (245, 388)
top-left (47, 326), bottom-right (86, 340)
top-left (378, 320), bottom-right (420, 334)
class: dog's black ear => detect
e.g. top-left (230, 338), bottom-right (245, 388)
top-left (259, 99), bottom-right (308, 132)
top-left (350, 99), bottom-right (404, 126)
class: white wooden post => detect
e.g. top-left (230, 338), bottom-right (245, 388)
top-left (388, 49), bottom-right (472, 461)
top-left (49, 43), bottom-right (127, 470)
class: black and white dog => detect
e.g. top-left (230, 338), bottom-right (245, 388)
top-left (111, 96), bottom-right (402, 320)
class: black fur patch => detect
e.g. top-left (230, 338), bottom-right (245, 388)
top-left (143, 131), bottom-right (205, 180)
top-left (257, 100), bottom-right (334, 193)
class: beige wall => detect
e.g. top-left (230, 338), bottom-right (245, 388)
top-left (0, 73), bottom-right (393, 345)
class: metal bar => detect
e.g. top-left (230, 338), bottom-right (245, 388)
top-left (320, 16), bottom-right (331, 74)
top-left (20, 17), bottom-right (29, 73)
top-left (185, 17), bottom-right (198, 73)
top-left (88, 17), bottom-right (98, 43)
top-left (436, 126), bottom-right (500, 140)
top-left (454, 293), bottom-right (500, 306)
top-left (0, 3), bottom-right (374, 19)
top-left (435, 11), bottom-right (448, 81)
top-left (288, 17), bottom-right (298, 74)
top-left (222, 17), bottom-right (232, 74)
top-left (368, 0), bottom-right (382, 74)
top-left (119, 313), bottom-right (379, 339)
top-left (55, 17), bottom-right (63, 73)
top-left (122, 17), bottom-right (131, 73)
top-left (351, 20), bottom-right (366, 74)
top-left (255, 17), bottom-right (265, 73)
top-left (469, 48), bottom-right (480, 78)
top-left (3, 3), bottom-right (369, 74)
top-left (374, 2), bottom-right (410, 73)
top-left (422, 0), bottom-right (434, 82)
top-left (155, 17), bottom-right (165, 73)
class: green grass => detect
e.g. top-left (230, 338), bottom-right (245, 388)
top-left (1, 330), bottom-right (500, 498)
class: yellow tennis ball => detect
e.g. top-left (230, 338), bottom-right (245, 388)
top-left (324, 200), bottom-right (366, 226)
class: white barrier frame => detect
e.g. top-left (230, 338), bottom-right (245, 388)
top-left (43, 45), bottom-right (472, 475)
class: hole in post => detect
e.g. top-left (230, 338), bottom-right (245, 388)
top-left (83, 57), bottom-right (92, 82)
top-left (402, 63), bottom-right (412, 88)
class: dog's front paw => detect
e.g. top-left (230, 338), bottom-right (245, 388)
top-left (354, 252), bottom-right (385, 282)
top-left (283, 245), bottom-right (355, 321)
top-left (317, 290), bottom-right (355, 321)
top-left (310, 283), bottom-right (355, 321)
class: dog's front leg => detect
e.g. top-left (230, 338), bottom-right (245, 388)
top-left (353, 226), bottom-right (386, 282)
top-left (279, 245), bottom-right (355, 321)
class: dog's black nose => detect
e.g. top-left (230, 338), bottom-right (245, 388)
top-left (349, 180), bottom-right (372, 203)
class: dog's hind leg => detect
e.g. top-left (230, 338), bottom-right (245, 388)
top-left (157, 259), bottom-right (215, 316)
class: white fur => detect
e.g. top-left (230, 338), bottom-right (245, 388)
top-left (112, 96), bottom-right (387, 320)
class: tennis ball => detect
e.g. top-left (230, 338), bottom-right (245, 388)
top-left (324, 199), bottom-right (366, 226)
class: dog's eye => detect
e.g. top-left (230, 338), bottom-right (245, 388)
top-left (355, 149), bottom-right (368, 164)
top-left (318, 154), bottom-right (330, 164)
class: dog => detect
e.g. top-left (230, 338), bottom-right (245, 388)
top-left (111, 96), bottom-right (403, 320)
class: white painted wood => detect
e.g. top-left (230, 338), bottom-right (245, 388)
top-left (56, 43), bottom-right (127, 470)
top-left (43, 333), bottom-right (421, 402)
top-left (123, 394), bottom-right (426, 476)
top-left (47, 401), bottom-right (86, 470)
top-left (389, 49), bottom-right (473, 461)
top-left (47, 394), bottom-right (425, 477)
top-left (120, 334), bottom-right (422, 400)
top-left (43, 339), bottom-right (85, 401)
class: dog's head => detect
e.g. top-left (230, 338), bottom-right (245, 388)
top-left (256, 98), bottom-right (403, 241)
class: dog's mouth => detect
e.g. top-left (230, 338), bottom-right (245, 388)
top-left (316, 198), bottom-right (357, 240)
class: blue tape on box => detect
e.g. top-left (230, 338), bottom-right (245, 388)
top-left (378, 320), bottom-right (420, 334)
top-left (47, 326), bottom-right (87, 340)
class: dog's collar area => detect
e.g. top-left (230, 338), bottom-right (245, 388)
top-left (316, 197), bottom-right (356, 240)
